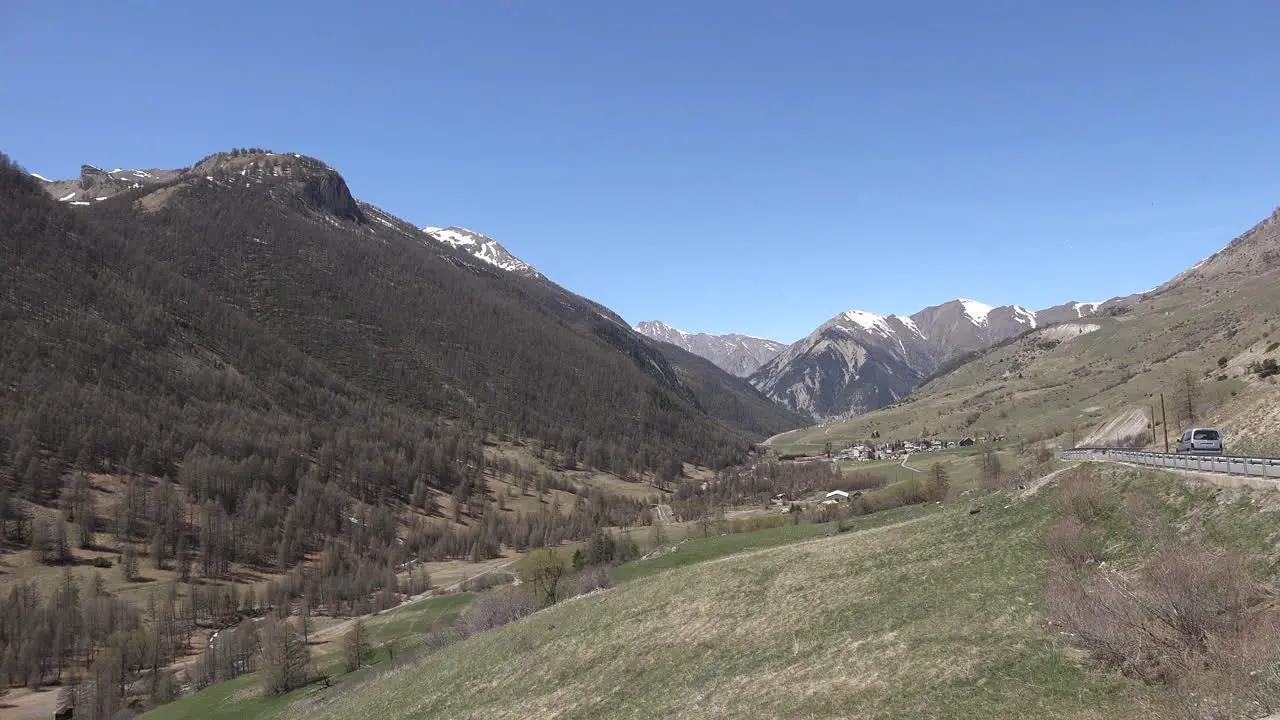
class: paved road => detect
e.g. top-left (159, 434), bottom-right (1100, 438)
top-left (1060, 448), bottom-right (1280, 485)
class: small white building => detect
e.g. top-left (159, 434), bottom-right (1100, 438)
top-left (825, 490), bottom-right (851, 502)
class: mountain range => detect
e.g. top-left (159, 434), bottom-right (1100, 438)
top-left (769, 204), bottom-right (1280, 456)
top-left (632, 322), bottom-right (787, 377)
top-left (638, 294), bottom-right (1143, 423)
top-left (16, 147), bottom-right (1273, 448)
top-left (746, 296), bottom-right (1151, 421)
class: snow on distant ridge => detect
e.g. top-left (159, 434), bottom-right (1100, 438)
top-left (896, 315), bottom-right (924, 337)
top-left (30, 173), bottom-right (50, 182)
top-left (1012, 305), bottom-right (1037, 328)
top-left (839, 309), bottom-right (893, 337)
top-left (957, 298), bottom-right (994, 325)
top-left (635, 321), bottom-right (690, 338)
top-left (430, 228), bottom-right (480, 248)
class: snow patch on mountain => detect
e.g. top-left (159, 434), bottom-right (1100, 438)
top-left (1012, 305), bottom-right (1037, 328)
top-left (957, 299), bottom-right (994, 325)
top-left (658, 322), bottom-right (691, 338)
top-left (420, 226), bottom-right (540, 277)
top-left (839, 310), bottom-right (893, 337)
top-left (895, 316), bottom-right (924, 338)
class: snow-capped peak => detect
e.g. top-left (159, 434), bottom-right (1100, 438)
top-left (956, 298), bottom-right (994, 325)
top-left (428, 227), bottom-right (482, 248)
top-left (839, 309), bottom-right (893, 337)
top-left (634, 320), bottom-right (689, 337)
top-left (419, 226), bottom-right (540, 277)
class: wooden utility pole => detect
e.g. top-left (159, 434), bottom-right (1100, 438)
top-left (1148, 404), bottom-right (1156, 447)
top-left (1159, 393), bottom-right (1170, 453)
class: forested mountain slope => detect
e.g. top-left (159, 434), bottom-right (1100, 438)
top-left (0, 150), bottom-right (800, 575)
top-left (638, 340), bottom-right (808, 437)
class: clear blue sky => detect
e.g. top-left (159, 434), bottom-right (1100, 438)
top-left (4, 1), bottom-right (1279, 343)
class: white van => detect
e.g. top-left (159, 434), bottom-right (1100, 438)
top-left (1175, 428), bottom-right (1223, 455)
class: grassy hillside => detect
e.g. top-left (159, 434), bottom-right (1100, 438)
top-left (141, 460), bottom-right (1280, 719)
top-left (284, 476), bottom-right (1165, 720)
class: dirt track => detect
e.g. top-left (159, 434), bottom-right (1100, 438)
top-left (1080, 408), bottom-right (1148, 447)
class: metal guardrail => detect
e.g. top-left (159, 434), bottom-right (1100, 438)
top-left (1059, 448), bottom-right (1280, 479)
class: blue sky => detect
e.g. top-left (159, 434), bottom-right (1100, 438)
top-left (3, 1), bottom-right (1279, 342)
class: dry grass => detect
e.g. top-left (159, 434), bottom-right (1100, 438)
top-left (147, 462), bottom-right (1280, 720)
top-left (288, 495), bottom-right (1157, 720)
top-left (1044, 466), bottom-right (1280, 719)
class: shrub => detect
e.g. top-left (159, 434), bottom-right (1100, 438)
top-left (1108, 430), bottom-right (1149, 449)
top-left (90, 557), bottom-right (112, 568)
top-left (574, 565), bottom-right (614, 596)
top-left (421, 621), bottom-right (466, 654)
top-left (1048, 545), bottom-right (1278, 710)
top-left (1043, 518), bottom-right (1101, 568)
top-left (1119, 493), bottom-right (1175, 549)
top-left (859, 479), bottom-right (931, 514)
top-left (463, 587), bottom-right (538, 636)
top-left (1258, 358), bottom-right (1280, 379)
top-left (1059, 469), bottom-right (1108, 522)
